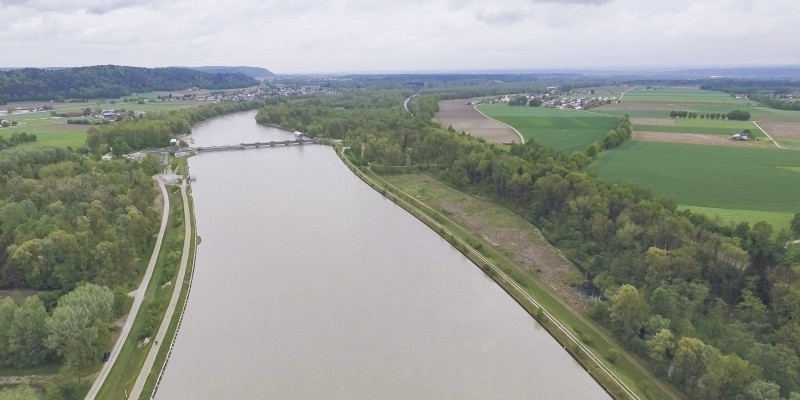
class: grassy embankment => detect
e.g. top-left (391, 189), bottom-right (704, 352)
top-left (336, 148), bottom-right (682, 400)
top-left (477, 104), bottom-right (619, 154)
top-left (94, 162), bottom-right (192, 400)
top-left (137, 160), bottom-right (197, 400)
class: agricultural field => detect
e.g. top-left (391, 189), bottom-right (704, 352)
top-left (590, 141), bottom-right (800, 231)
top-left (477, 104), bottom-right (619, 154)
top-left (0, 97), bottom-right (204, 149)
top-left (484, 87), bottom-right (800, 232)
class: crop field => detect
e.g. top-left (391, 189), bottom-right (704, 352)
top-left (590, 141), bottom-right (800, 215)
top-left (597, 87), bottom-right (800, 123)
top-left (477, 104), bottom-right (619, 153)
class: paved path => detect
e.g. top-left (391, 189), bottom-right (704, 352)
top-left (403, 94), bottom-right (418, 115)
top-left (129, 181), bottom-right (192, 400)
top-left (85, 178), bottom-right (170, 400)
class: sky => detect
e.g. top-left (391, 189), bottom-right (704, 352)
top-left (0, 0), bottom-right (798, 74)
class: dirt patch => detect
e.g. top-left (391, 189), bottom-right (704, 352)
top-left (630, 117), bottom-right (675, 126)
top-left (0, 290), bottom-right (40, 305)
top-left (434, 98), bottom-right (521, 144)
top-left (757, 121), bottom-right (800, 139)
top-left (390, 174), bottom-right (590, 312)
top-left (633, 131), bottom-right (754, 146)
top-left (0, 375), bottom-right (51, 386)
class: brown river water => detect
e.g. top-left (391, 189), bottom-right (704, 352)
top-left (154, 111), bottom-right (609, 399)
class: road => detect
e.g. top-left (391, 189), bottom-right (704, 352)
top-left (84, 178), bottom-right (170, 400)
top-left (403, 94), bottom-right (418, 115)
top-left (129, 180), bottom-right (192, 400)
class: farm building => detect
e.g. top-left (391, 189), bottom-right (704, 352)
top-left (731, 133), bottom-right (749, 141)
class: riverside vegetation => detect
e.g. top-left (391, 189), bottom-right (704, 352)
top-left (256, 89), bottom-right (800, 400)
top-left (0, 96), bottom-right (271, 398)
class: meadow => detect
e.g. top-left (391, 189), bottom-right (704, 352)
top-left (477, 104), bottom-right (619, 153)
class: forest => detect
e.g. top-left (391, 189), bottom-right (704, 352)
top-left (256, 90), bottom-right (800, 400)
top-left (0, 65), bottom-right (258, 103)
top-left (0, 146), bottom-right (163, 396)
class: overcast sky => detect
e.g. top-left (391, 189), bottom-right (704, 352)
top-left (0, 0), bottom-right (797, 73)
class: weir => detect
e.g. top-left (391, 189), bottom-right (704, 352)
top-left (190, 138), bottom-right (317, 153)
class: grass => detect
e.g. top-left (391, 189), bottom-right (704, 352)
top-left (95, 184), bottom-right (186, 400)
top-left (631, 119), bottom-right (762, 137)
top-left (596, 87), bottom-right (800, 123)
top-left (678, 205), bottom-right (793, 233)
top-left (478, 104), bottom-right (619, 153)
top-left (590, 141), bottom-right (800, 214)
top-left (0, 363), bottom-right (60, 377)
top-left (0, 98), bottom-right (203, 150)
top-left (337, 148), bottom-right (682, 400)
top-left (138, 162), bottom-right (195, 400)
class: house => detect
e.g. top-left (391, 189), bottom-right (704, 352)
top-left (731, 133), bottom-right (749, 141)
top-left (170, 139), bottom-right (179, 148)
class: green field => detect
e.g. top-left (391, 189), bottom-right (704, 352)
top-left (1, 99), bottom-right (204, 150)
top-left (598, 87), bottom-right (800, 123)
top-left (480, 87), bottom-right (800, 232)
top-left (590, 141), bottom-right (800, 213)
top-left (478, 104), bottom-right (619, 153)
top-left (678, 205), bottom-right (793, 233)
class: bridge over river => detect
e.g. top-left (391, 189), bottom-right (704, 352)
top-left (190, 138), bottom-right (317, 153)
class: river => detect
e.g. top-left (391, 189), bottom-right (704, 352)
top-left (155, 111), bottom-right (609, 399)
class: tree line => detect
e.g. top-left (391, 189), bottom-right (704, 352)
top-left (86, 100), bottom-right (271, 155)
top-left (0, 65), bottom-right (258, 103)
top-left (669, 110), bottom-right (751, 120)
top-left (0, 132), bottom-right (37, 150)
top-left (255, 91), bottom-right (800, 399)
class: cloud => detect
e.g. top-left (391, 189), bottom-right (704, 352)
top-left (531, 0), bottom-right (614, 4)
top-left (0, 0), bottom-right (798, 73)
top-left (1, 0), bottom-right (156, 14)
top-left (475, 10), bottom-right (523, 25)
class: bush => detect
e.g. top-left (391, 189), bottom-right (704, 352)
top-left (606, 348), bottom-right (619, 364)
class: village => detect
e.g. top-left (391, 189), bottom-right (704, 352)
top-left (485, 88), bottom-right (619, 111)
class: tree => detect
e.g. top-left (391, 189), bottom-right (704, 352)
top-left (8, 296), bottom-right (49, 367)
top-left (672, 337), bottom-right (708, 388)
top-left (702, 352), bottom-right (761, 400)
top-left (647, 328), bottom-right (674, 364)
top-left (791, 213), bottom-right (800, 238)
top-left (45, 284), bottom-right (114, 366)
top-left (0, 298), bottom-right (17, 366)
top-left (743, 381), bottom-right (782, 400)
top-left (610, 284), bottom-right (650, 346)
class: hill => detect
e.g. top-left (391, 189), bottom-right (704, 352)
top-left (187, 66), bottom-right (275, 79)
top-left (0, 65), bottom-right (259, 103)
